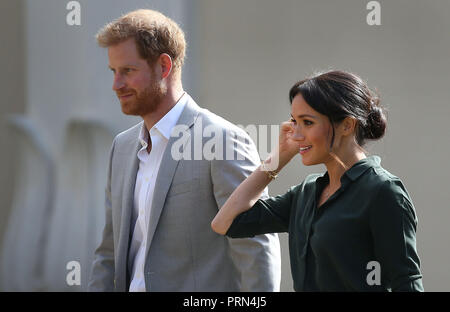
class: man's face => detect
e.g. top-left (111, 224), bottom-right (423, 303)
top-left (108, 38), bottom-right (165, 116)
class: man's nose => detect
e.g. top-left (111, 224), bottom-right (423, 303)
top-left (112, 74), bottom-right (125, 91)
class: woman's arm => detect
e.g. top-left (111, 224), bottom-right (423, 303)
top-left (369, 178), bottom-right (424, 291)
top-left (211, 121), bottom-right (301, 235)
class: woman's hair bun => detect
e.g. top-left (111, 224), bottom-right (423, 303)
top-left (364, 98), bottom-right (386, 140)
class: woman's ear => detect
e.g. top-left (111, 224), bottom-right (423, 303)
top-left (341, 117), bottom-right (357, 136)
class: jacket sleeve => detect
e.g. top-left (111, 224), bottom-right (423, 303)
top-left (87, 138), bottom-right (116, 291)
top-left (210, 127), bottom-right (281, 291)
top-left (369, 178), bottom-right (424, 291)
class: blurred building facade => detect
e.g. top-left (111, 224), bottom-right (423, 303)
top-left (1, 0), bottom-right (450, 291)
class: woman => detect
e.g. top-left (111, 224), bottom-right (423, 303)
top-left (211, 70), bottom-right (424, 291)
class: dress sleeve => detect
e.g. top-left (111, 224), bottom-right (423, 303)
top-left (369, 178), bottom-right (424, 291)
top-left (226, 184), bottom-right (298, 238)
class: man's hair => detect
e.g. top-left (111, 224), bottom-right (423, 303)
top-left (96, 9), bottom-right (186, 71)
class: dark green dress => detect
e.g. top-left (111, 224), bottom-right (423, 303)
top-left (226, 156), bottom-right (423, 291)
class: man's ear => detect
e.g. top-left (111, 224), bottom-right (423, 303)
top-left (158, 53), bottom-right (173, 79)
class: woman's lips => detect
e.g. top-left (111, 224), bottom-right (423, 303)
top-left (299, 145), bottom-right (312, 155)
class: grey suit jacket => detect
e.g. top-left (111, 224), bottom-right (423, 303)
top-left (88, 94), bottom-right (281, 291)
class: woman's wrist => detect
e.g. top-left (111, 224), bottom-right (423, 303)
top-left (262, 150), bottom-right (290, 175)
top-left (260, 161), bottom-right (279, 180)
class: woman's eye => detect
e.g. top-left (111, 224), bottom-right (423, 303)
top-left (304, 120), bottom-right (313, 126)
top-left (290, 118), bottom-right (296, 124)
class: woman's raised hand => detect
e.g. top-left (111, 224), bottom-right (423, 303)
top-left (276, 121), bottom-right (301, 168)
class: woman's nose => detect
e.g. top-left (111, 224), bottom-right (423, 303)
top-left (291, 123), bottom-right (305, 141)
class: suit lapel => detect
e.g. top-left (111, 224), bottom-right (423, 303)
top-left (145, 97), bottom-right (200, 255)
top-left (117, 124), bottom-right (141, 287)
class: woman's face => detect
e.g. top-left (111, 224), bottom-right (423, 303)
top-left (290, 93), bottom-right (334, 166)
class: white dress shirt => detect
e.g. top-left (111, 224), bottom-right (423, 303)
top-left (128, 93), bottom-right (188, 292)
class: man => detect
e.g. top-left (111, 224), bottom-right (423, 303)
top-left (88, 9), bottom-right (281, 292)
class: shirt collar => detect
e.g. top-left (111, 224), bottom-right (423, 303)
top-left (317, 155), bottom-right (381, 186)
top-left (343, 155), bottom-right (381, 181)
top-left (138, 124), bottom-right (149, 147)
top-left (138, 92), bottom-right (188, 146)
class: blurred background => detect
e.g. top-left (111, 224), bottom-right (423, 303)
top-left (0, 0), bottom-right (449, 291)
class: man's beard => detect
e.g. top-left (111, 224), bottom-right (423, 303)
top-left (119, 79), bottom-right (167, 116)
